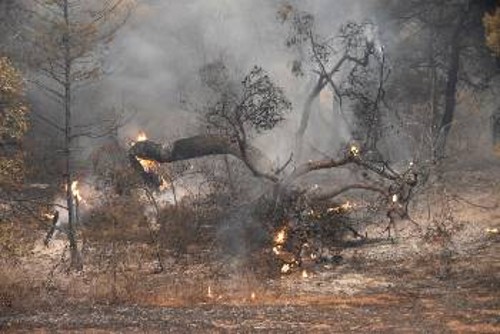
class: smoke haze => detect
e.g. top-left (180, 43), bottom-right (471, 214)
top-left (95, 0), bottom-right (377, 162)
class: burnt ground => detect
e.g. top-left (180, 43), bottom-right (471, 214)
top-left (1, 240), bottom-right (499, 333)
top-left (1, 162), bottom-right (500, 333)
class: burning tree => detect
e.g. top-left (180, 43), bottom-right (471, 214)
top-left (125, 8), bottom-right (419, 275)
top-left (22, 0), bottom-right (134, 270)
top-left (129, 130), bottom-right (418, 272)
top-left (129, 63), bottom-right (292, 185)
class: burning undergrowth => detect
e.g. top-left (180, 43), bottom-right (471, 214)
top-left (33, 126), bottom-right (422, 291)
top-left (250, 193), bottom-right (369, 276)
top-left (124, 132), bottom-right (421, 278)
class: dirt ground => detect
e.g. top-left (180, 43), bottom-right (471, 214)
top-left (1, 162), bottom-right (499, 333)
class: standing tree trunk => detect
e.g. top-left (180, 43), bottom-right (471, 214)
top-left (434, 13), bottom-right (465, 160)
top-left (62, 0), bottom-right (81, 271)
top-left (28, 0), bottom-right (131, 271)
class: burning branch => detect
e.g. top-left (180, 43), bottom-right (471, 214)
top-left (129, 133), bottom-right (418, 217)
top-left (129, 134), bottom-right (278, 188)
top-left (286, 155), bottom-right (353, 182)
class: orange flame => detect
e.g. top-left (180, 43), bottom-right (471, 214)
top-left (274, 228), bottom-right (287, 245)
top-left (281, 263), bottom-right (291, 274)
top-left (272, 246), bottom-right (282, 256)
top-left (327, 201), bottom-right (355, 214)
top-left (350, 144), bottom-right (360, 157)
top-left (135, 131), bottom-right (159, 173)
top-left (302, 269), bottom-right (309, 278)
top-left (136, 131), bottom-right (148, 142)
top-left (71, 181), bottom-right (82, 203)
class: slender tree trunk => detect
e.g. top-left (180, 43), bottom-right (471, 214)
top-left (428, 21), bottom-right (440, 158)
top-left (434, 15), bottom-right (464, 160)
top-left (224, 155), bottom-right (236, 196)
top-left (63, 0), bottom-right (81, 271)
top-left (365, 99), bottom-right (382, 152)
top-left (111, 215), bottom-right (117, 301)
top-left (295, 80), bottom-right (324, 160)
top-left (170, 179), bottom-right (178, 207)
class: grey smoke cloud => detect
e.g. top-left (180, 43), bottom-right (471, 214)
top-left (96, 0), bottom-right (375, 159)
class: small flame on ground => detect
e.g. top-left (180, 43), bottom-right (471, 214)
top-left (281, 263), bottom-right (291, 274)
top-left (340, 201), bottom-right (354, 211)
top-left (302, 270), bottom-right (309, 278)
top-left (327, 201), bottom-right (355, 214)
top-left (274, 228), bottom-right (287, 245)
top-left (251, 292), bottom-right (256, 301)
top-left (207, 286), bottom-right (213, 299)
top-left (350, 144), bottom-right (360, 157)
top-left (158, 177), bottom-right (170, 191)
top-left (486, 228), bottom-right (499, 235)
top-left (272, 246), bottom-right (282, 255)
top-left (43, 213), bottom-right (55, 220)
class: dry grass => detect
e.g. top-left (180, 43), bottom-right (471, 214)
top-left (158, 204), bottom-right (204, 256)
top-left (0, 265), bottom-right (48, 311)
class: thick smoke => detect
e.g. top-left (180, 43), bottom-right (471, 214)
top-left (39, 1), bottom-right (397, 262)
top-left (94, 0), bottom-right (377, 162)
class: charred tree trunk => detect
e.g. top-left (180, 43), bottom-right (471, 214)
top-left (129, 135), bottom-right (278, 185)
top-left (434, 13), bottom-right (464, 160)
top-left (129, 135), bottom-right (417, 209)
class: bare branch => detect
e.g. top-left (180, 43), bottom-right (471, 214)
top-left (308, 183), bottom-right (389, 202)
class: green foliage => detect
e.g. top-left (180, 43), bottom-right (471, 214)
top-left (201, 62), bottom-right (291, 140)
top-left (240, 66), bottom-right (292, 133)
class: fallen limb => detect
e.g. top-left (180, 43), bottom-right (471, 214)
top-left (128, 135), bottom-right (418, 218)
top-left (129, 135), bottom-right (278, 185)
top-left (307, 183), bottom-right (389, 202)
top-left (450, 193), bottom-right (498, 210)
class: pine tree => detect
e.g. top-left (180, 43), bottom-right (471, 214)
top-left (26, 0), bottom-right (134, 270)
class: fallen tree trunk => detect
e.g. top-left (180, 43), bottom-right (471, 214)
top-left (129, 135), bottom-right (278, 185)
top-left (129, 135), bottom-right (417, 201)
top-left (129, 136), bottom-right (241, 163)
